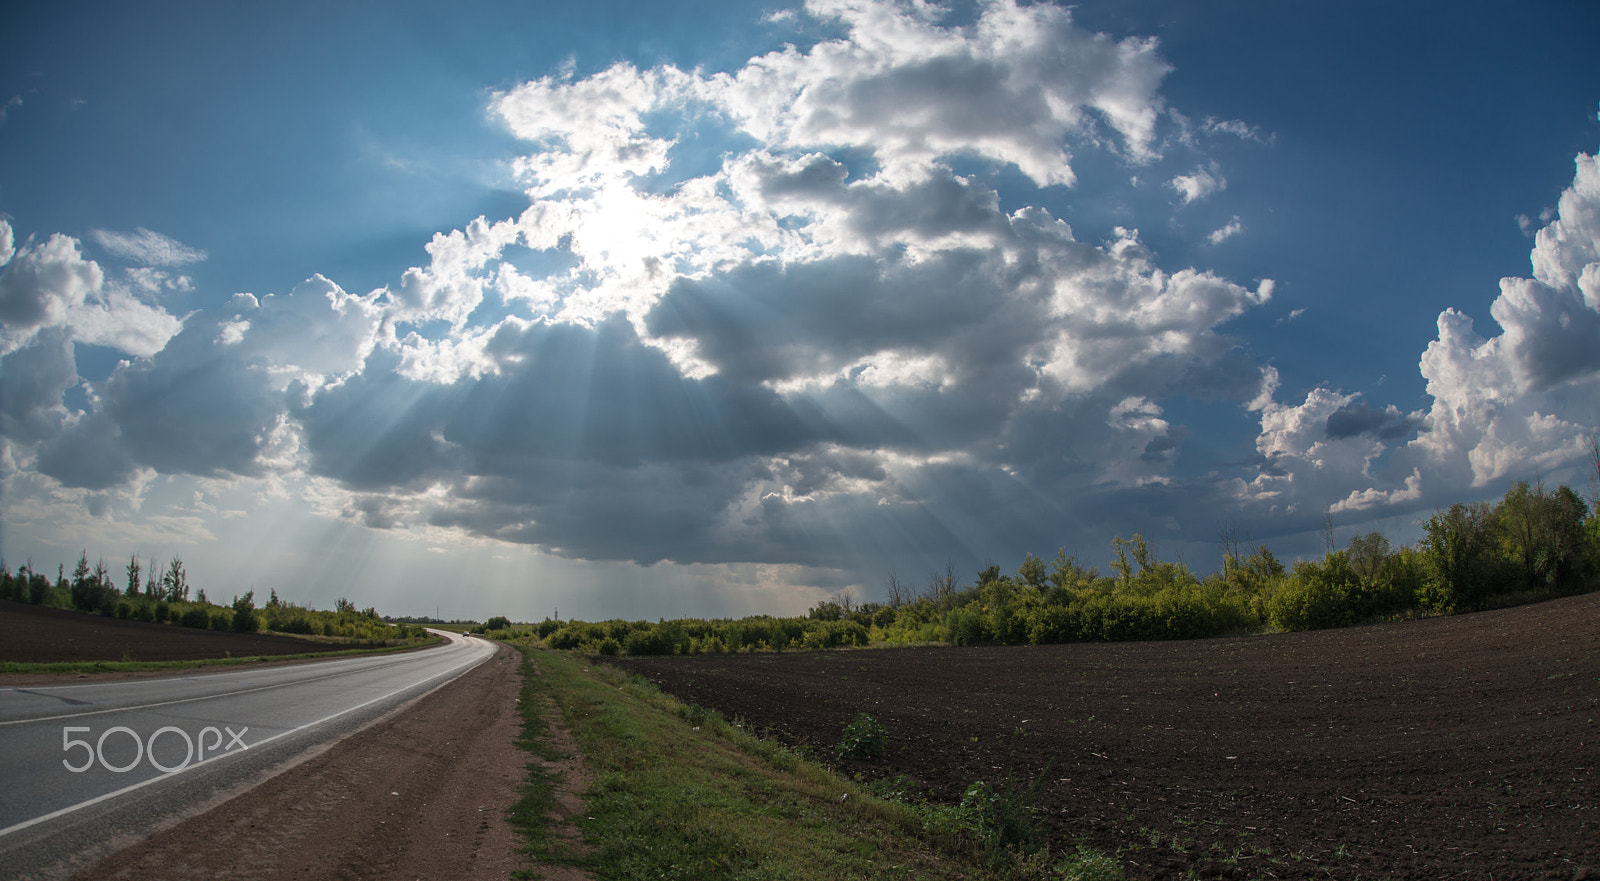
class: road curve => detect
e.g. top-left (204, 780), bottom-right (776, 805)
top-left (0, 630), bottom-right (496, 880)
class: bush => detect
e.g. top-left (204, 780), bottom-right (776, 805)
top-left (946, 605), bottom-right (993, 646)
top-left (624, 627), bottom-right (674, 655)
top-left (178, 606), bottom-right (211, 629)
top-left (1268, 559), bottom-right (1355, 631)
top-left (957, 776), bottom-right (1040, 850)
top-left (837, 712), bottom-right (887, 759)
top-left (595, 637), bottom-right (622, 656)
top-left (209, 610), bottom-right (233, 631)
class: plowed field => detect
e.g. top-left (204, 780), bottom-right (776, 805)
top-left (0, 599), bottom-right (353, 663)
top-left (612, 593), bottom-right (1600, 880)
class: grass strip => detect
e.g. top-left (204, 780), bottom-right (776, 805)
top-left (510, 645), bottom-right (1118, 881)
top-left (0, 636), bottom-right (442, 676)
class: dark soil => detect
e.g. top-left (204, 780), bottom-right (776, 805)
top-left (611, 593), bottom-right (1600, 881)
top-left (0, 600), bottom-right (352, 663)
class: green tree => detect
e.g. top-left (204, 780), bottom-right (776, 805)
top-left (483, 615), bottom-right (511, 632)
top-left (69, 552), bottom-right (93, 610)
top-left (1419, 501), bottom-right (1506, 612)
top-left (232, 591), bottom-right (259, 633)
top-left (163, 557), bottom-right (189, 602)
top-left (1499, 480), bottom-right (1589, 593)
top-left (1347, 532), bottom-right (1392, 581)
top-left (125, 555), bottom-right (142, 598)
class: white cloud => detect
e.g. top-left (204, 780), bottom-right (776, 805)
top-left (705, 0), bottom-right (1172, 187)
top-left (1251, 151), bottom-right (1600, 522)
top-left (1409, 153), bottom-right (1600, 486)
top-left (1168, 167), bottom-right (1224, 205)
top-left (229, 275), bottom-right (384, 386)
top-left (37, 2), bottom-right (1600, 588)
top-left (0, 227), bottom-right (188, 362)
top-left (1331, 468), bottom-right (1422, 513)
top-left (1202, 116), bottom-right (1268, 143)
top-left (0, 232), bottom-right (105, 350)
top-left (90, 227), bottom-right (207, 266)
top-left (66, 287), bottom-right (183, 358)
top-left (1207, 217), bottom-right (1243, 244)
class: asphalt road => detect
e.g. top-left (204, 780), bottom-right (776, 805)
top-left (0, 630), bottom-right (496, 880)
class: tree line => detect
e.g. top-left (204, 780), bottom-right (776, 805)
top-left (0, 552), bottom-right (422, 643)
top-left (486, 477), bottom-right (1599, 655)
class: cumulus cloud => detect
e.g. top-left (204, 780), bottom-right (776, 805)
top-left (67, 287), bottom-right (184, 358)
top-left (1253, 151), bottom-right (1600, 524)
top-left (1168, 165), bottom-right (1225, 204)
top-left (0, 328), bottom-right (76, 444)
top-left (245, 0), bottom-right (1276, 567)
top-left (1408, 152), bottom-right (1600, 486)
top-left (18, 0), bottom-right (1596, 591)
top-left (0, 224), bottom-right (187, 362)
top-left (0, 232), bottom-right (103, 337)
top-left (1324, 400), bottom-right (1424, 442)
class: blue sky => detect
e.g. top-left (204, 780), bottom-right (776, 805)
top-left (2, 0), bottom-right (1598, 622)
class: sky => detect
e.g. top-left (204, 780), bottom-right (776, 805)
top-left (2, 0), bottom-right (1598, 622)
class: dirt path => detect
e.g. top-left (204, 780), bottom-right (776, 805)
top-left (67, 643), bottom-right (580, 881)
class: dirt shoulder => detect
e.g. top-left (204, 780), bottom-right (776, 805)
top-left (70, 643), bottom-right (539, 881)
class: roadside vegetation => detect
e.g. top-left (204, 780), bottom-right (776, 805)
top-left (510, 645), bottom-right (1122, 880)
top-left (0, 552), bottom-right (428, 643)
top-left (486, 477), bottom-right (1600, 656)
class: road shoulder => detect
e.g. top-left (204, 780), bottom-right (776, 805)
top-left (70, 643), bottom-right (529, 880)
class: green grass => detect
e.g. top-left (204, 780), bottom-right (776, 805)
top-left (0, 636), bottom-right (441, 676)
top-left (510, 645), bottom-right (1118, 880)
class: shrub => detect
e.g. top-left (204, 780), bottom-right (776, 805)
top-left (837, 712), bottom-right (887, 759)
top-left (595, 637), bottom-right (622, 656)
top-left (546, 627), bottom-right (584, 650)
top-left (1267, 560), bottom-right (1354, 631)
top-left (946, 605), bottom-right (993, 646)
top-left (179, 606), bottom-right (211, 629)
top-left (1056, 846), bottom-right (1124, 881)
top-left (209, 610), bottom-right (233, 631)
top-left (624, 627), bottom-right (674, 655)
top-left (957, 774), bottom-right (1044, 851)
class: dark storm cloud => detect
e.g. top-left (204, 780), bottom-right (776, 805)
top-left (35, 411), bottom-right (136, 490)
top-left (647, 246), bottom-right (1040, 389)
top-left (0, 328), bottom-right (75, 443)
top-left (1324, 400), bottom-right (1423, 442)
top-left (101, 319), bottom-right (284, 479)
